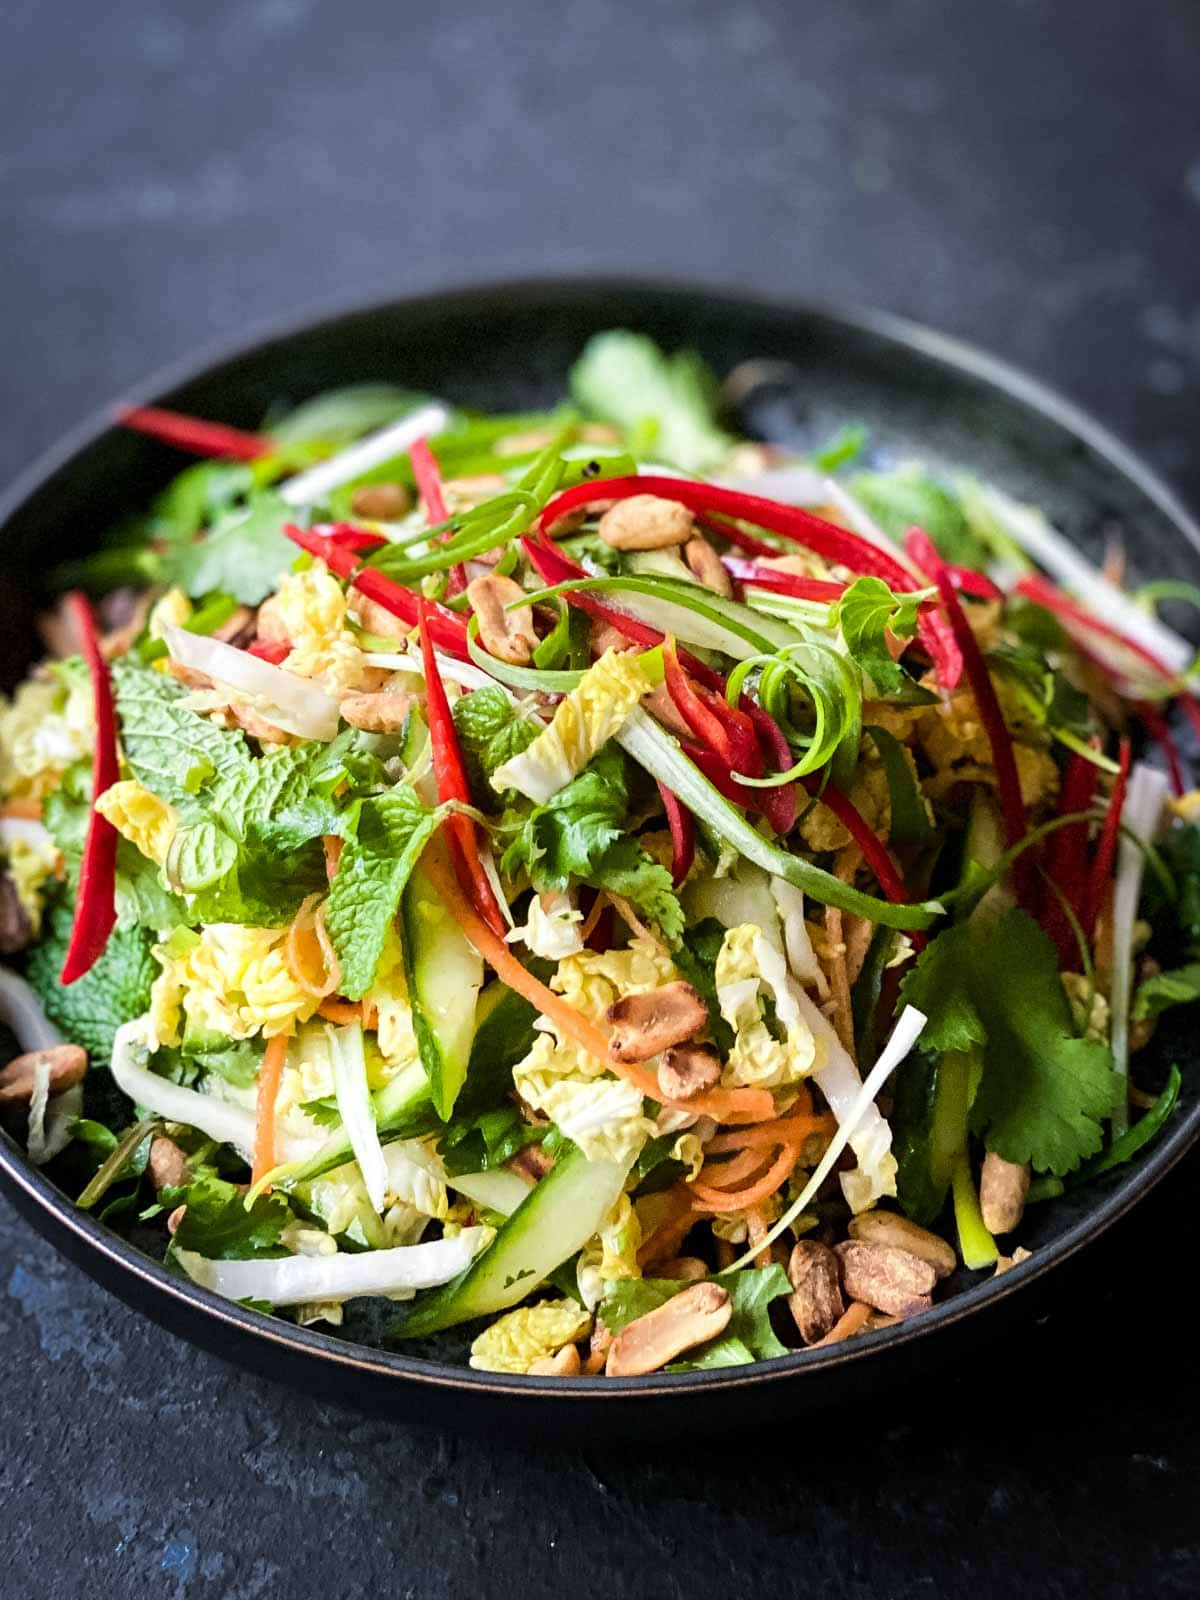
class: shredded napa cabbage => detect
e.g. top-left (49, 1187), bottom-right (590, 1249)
top-left (469, 1298), bottom-right (593, 1373)
top-left (148, 924), bottom-right (320, 1046)
top-left (491, 648), bottom-right (654, 803)
top-left (96, 779), bottom-right (179, 867)
top-left (714, 924), bottom-right (818, 1089)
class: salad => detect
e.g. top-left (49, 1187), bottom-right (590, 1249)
top-left (1, 330), bottom-right (1196, 1380)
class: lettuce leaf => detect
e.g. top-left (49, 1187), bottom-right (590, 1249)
top-left (848, 464), bottom-right (986, 567)
top-left (601, 1265), bottom-right (792, 1369)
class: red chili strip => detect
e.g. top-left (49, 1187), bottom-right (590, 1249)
top-left (283, 524), bottom-right (471, 659)
top-left (1083, 737), bottom-right (1132, 940)
top-left (656, 781), bottom-right (695, 887)
top-left (321, 523), bottom-right (389, 554)
top-left (1040, 752), bottom-right (1098, 967)
top-left (117, 405), bottom-right (274, 461)
top-left (411, 436), bottom-right (467, 596)
top-left (1014, 574), bottom-right (1180, 684)
top-left (60, 593), bottom-right (119, 984)
top-left (247, 638), bottom-right (291, 665)
top-left (662, 640), bottom-right (760, 776)
top-left (416, 601), bottom-right (507, 938)
top-left (723, 560), bottom-right (848, 603)
top-left (801, 776), bottom-right (912, 908)
top-left (741, 700), bottom-right (798, 835)
top-left (935, 569), bottom-right (1030, 858)
top-left (902, 528), bottom-right (1004, 601)
top-left (1136, 702), bottom-right (1185, 797)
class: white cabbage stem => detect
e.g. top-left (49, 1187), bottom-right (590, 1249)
top-left (279, 404), bottom-right (451, 507)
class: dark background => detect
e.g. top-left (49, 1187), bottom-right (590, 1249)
top-left (3, 1), bottom-right (1199, 1595)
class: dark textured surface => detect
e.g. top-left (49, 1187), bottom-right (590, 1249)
top-left (3, 1), bottom-right (1200, 1595)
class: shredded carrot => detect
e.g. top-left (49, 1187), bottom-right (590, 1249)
top-left (251, 1034), bottom-right (289, 1188)
top-left (745, 1206), bottom-right (773, 1269)
top-left (421, 853), bottom-right (773, 1125)
top-left (0, 797), bottom-right (43, 820)
top-left (698, 1148), bottom-right (768, 1189)
top-left (317, 999), bottom-right (362, 1025)
top-left (285, 896), bottom-right (340, 999)
top-left (323, 834), bottom-right (343, 883)
top-left (690, 1142), bottom-right (801, 1212)
top-left (815, 1300), bottom-right (872, 1347)
top-left (705, 1112), bottom-right (837, 1154)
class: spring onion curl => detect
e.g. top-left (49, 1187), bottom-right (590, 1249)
top-left (724, 640), bottom-right (862, 786)
top-left (615, 708), bottom-right (942, 931)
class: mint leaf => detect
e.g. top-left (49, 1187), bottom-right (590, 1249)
top-left (570, 331), bottom-right (731, 472)
top-left (835, 576), bottom-right (921, 696)
top-left (167, 491), bottom-right (298, 605)
top-left (453, 687), bottom-right (540, 807)
top-left (24, 906), bottom-right (157, 1067)
top-left (170, 1175), bottom-right (290, 1259)
top-left (324, 786), bottom-right (442, 997)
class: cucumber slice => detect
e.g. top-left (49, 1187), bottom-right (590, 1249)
top-left (396, 1143), bottom-right (633, 1339)
top-left (401, 856), bottom-right (484, 1119)
top-left (448, 1167), bottom-right (531, 1217)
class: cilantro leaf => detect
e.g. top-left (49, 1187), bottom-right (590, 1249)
top-left (901, 909), bottom-right (1122, 1174)
top-left (24, 906), bottom-right (157, 1067)
top-left (502, 747), bottom-right (684, 944)
top-left (670, 917), bottom-right (735, 1051)
top-left (835, 576), bottom-right (921, 696)
top-left (1132, 962), bottom-right (1200, 1023)
top-left (570, 331), bottom-right (731, 472)
top-left (323, 786), bottom-right (442, 997)
top-left (150, 460), bottom-right (253, 545)
top-left (170, 1175), bottom-right (290, 1259)
top-left (166, 491), bottom-right (299, 605)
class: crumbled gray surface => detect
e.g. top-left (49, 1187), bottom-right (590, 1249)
top-left (3, 1), bottom-right (1200, 1594)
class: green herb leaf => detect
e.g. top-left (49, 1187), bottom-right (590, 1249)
top-left (1132, 962), bottom-right (1200, 1022)
top-left (323, 786), bottom-right (442, 998)
top-left (834, 577), bottom-right (921, 697)
top-left (849, 465), bottom-right (985, 567)
top-left (864, 725), bottom-right (932, 847)
top-left (452, 687), bottom-right (540, 806)
top-left (166, 491), bottom-right (298, 605)
top-left (570, 331), bottom-right (731, 472)
top-left (170, 1175), bottom-right (290, 1259)
top-left (25, 907), bottom-right (157, 1067)
top-left (601, 1265), bottom-right (792, 1370)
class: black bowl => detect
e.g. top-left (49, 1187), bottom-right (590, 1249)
top-left (2, 277), bottom-right (1198, 1436)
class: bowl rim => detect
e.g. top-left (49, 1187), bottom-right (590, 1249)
top-left (2, 271), bottom-right (1198, 1401)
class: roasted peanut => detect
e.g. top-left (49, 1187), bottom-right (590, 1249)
top-left (166, 1204), bottom-right (187, 1235)
top-left (787, 1240), bottom-right (845, 1345)
top-left (226, 703), bottom-right (292, 744)
top-left (606, 981), bottom-right (708, 1063)
top-left (684, 536), bottom-right (733, 598)
top-left (350, 591), bottom-right (411, 642)
top-left (0, 1044), bottom-right (87, 1106)
top-left (598, 495), bottom-right (695, 551)
top-left (979, 1153), bottom-right (1030, 1235)
top-left (338, 691), bottom-right (411, 734)
top-left (847, 1210), bottom-right (956, 1279)
top-left (655, 1256), bottom-right (710, 1283)
top-left (605, 1282), bottom-right (732, 1376)
top-left (466, 574), bottom-right (539, 666)
top-left (441, 473), bottom-right (507, 513)
top-left (835, 1240), bottom-right (937, 1319)
top-left (657, 1042), bottom-right (722, 1101)
top-left (147, 1135), bottom-right (190, 1191)
top-left (508, 1143), bottom-right (555, 1185)
top-left (528, 1343), bottom-right (582, 1377)
top-left (254, 594), bottom-right (290, 644)
top-left (350, 482), bottom-right (412, 520)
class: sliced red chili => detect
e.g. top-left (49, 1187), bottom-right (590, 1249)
top-left (321, 523), bottom-right (388, 554)
top-left (1014, 574), bottom-right (1180, 685)
top-left (723, 560), bottom-right (848, 603)
top-left (283, 524), bottom-right (471, 659)
top-left (247, 638), bottom-right (291, 665)
top-left (902, 528), bottom-right (1004, 601)
top-left (1040, 752), bottom-right (1098, 967)
top-left (411, 436), bottom-right (467, 596)
top-left (416, 601), bottom-right (507, 938)
top-left (60, 593), bottom-right (119, 984)
top-left (117, 405), bottom-right (273, 461)
top-left (656, 781), bottom-right (695, 887)
top-left (1137, 703), bottom-right (1185, 797)
top-left (801, 776), bottom-right (912, 908)
top-left (1083, 737), bottom-right (1131, 939)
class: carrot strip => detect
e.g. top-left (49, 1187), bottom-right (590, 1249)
top-left (690, 1142), bottom-right (802, 1211)
top-left (251, 1035), bottom-right (289, 1188)
top-left (745, 1205), bottom-right (773, 1268)
top-left (0, 797), bottom-right (43, 820)
top-left (285, 896), bottom-right (341, 999)
top-left (317, 999), bottom-right (362, 1025)
top-left (705, 1113), bottom-right (836, 1154)
top-left (322, 834), bottom-right (343, 883)
top-left (698, 1148), bottom-right (768, 1189)
top-left (815, 1300), bottom-right (872, 1347)
top-left (421, 853), bottom-right (773, 1125)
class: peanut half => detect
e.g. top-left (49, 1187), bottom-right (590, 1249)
top-left (466, 573), bottom-right (540, 666)
top-left (847, 1210), bottom-right (957, 1279)
top-left (605, 1282), bottom-right (732, 1376)
top-left (599, 495), bottom-right (695, 551)
top-left (787, 1240), bottom-right (845, 1346)
top-left (979, 1153), bottom-right (1030, 1235)
top-left (834, 1240), bottom-right (937, 1319)
top-left (0, 1044), bottom-right (87, 1106)
top-left (657, 1042), bottom-right (722, 1101)
top-left (606, 981), bottom-right (708, 1063)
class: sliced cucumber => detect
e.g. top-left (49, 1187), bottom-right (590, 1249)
top-left (448, 1167), bottom-right (531, 1217)
top-left (401, 855), bottom-right (484, 1120)
top-left (396, 1143), bottom-right (633, 1339)
top-left (962, 789), bottom-right (1012, 925)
